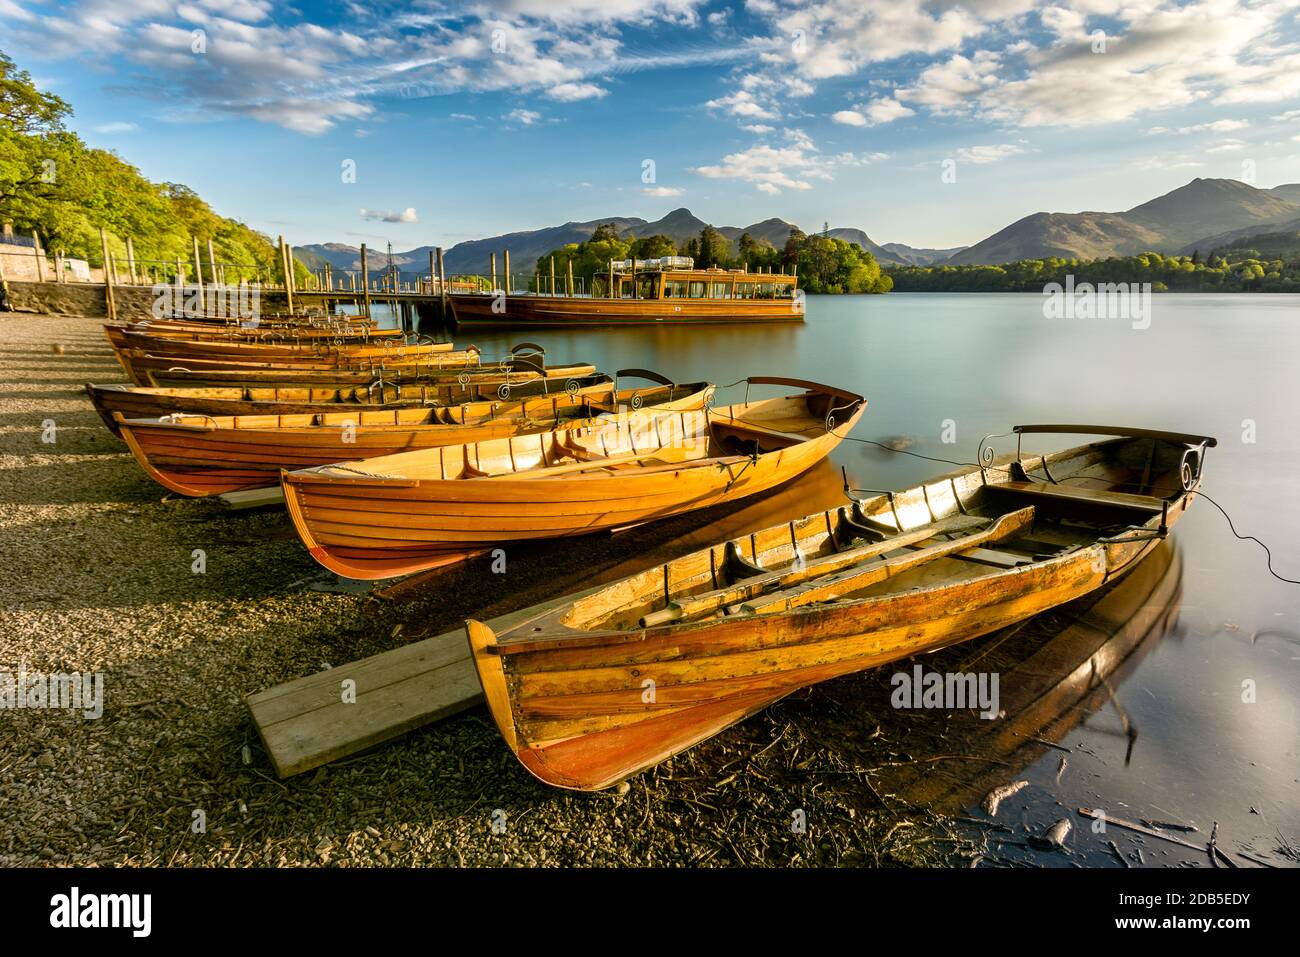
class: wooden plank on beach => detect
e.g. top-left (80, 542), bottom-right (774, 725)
top-left (245, 583), bottom-right (605, 777)
top-left (218, 486), bottom-right (285, 510)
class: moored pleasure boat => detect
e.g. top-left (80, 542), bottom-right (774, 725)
top-left (449, 257), bottom-right (803, 328)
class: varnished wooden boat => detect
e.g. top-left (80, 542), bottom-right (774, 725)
top-left (115, 374), bottom-right (714, 497)
top-left (281, 378), bottom-right (865, 579)
top-left (451, 258), bottom-right (803, 329)
top-left (86, 373), bottom-right (615, 436)
top-left (135, 359), bottom-right (598, 391)
top-left (113, 347), bottom-right (483, 386)
top-left (464, 424), bottom-right (1215, 790)
top-left (115, 319), bottom-right (404, 341)
top-left (108, 326), bottom-right (453, 360)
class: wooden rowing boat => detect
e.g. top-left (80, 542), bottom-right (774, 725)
top-left (281, 378), bottom-right (865, 579)
top-left (108, 326), bottom-right (453, 359)
top-left (137, 358), bottom-right (595, 390)
top-left (115, 319), bottom-right (404, 341)
top-left (115, 375), bottom-right (714, 497)
top-left (86, 374), bottom-right (615, 435)
top-left (463, 424), bottom-right (1215, 790)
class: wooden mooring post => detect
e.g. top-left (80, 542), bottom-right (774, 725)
top-left (436, 246), bottom-right (447, 322)
top-left (99, 228), bottom-right (116, 322)
top-left (32, 231), bottom-right (45, 282)
top-left (125, 237), bottom-right (137, 285)
top-left (192, 236), bottom-right (205, 315)
top-left (360, 244), bottom-right (370, 318)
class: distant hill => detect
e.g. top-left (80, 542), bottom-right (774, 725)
top-left (947, 178), bottom-right (1300, 265)
top-left (1179, 217), bottom-right (1300, 259)
top-left (1268, 184), bottom-right (1300, 205)
top-left (880, 242), bottom-right (968, 266)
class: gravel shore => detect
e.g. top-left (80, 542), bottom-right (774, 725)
top-left (1, 313), bottom-right (985, 868)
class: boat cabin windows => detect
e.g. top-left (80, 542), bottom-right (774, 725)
top-left (619, 277), bottom-right (656, 299)
top-left (597, 269), bottom-right (794, 300)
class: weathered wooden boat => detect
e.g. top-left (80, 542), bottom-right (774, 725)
top-left (135, 357), bottom-right (599, 390)
top-left (112, 347), bottom-right (491, 387)
top-left (86, 373), bottom-right (615, 436)
top-left (115, 374), bottom-right (714, 497)
top-left (116, 318), bottom-right (404, 341)
top-left (282, 378), bottom-right (865, 579)
top-left (450, 257), bottom-right (803, 328)
top-left (108, 326), bottom-right (454, 362)
top-left (464, 424), bottom-right (1215, 790)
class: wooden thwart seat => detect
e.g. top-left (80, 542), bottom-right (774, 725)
top-left (987, 480), bottom-right (1166, 513)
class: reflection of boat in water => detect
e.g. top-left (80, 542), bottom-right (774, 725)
top-left (880, 538), bottom-right (1183, 812)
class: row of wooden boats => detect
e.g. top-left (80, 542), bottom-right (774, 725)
top-left (92, 310), bottom-right (1217, 791)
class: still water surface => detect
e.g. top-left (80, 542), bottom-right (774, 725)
top-left (374, 292), bottom-right (1300, 864)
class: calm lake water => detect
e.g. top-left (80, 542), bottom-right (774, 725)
top-left (376, 292), bottom-right (1300, 864)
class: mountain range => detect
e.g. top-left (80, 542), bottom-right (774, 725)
top-left (947, 179), bottom-right (1300, 264)
top-left (295, 177), bottom-right (1300, 279)
top-left (295, 209), bottom-right (959, 278)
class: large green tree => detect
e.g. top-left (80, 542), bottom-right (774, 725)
top-left (0, 48), bottom-right (294, 282)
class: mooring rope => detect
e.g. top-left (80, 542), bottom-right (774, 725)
top-left (827, 426), bottom-right (1300, 586)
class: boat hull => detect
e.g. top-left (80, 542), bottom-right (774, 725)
top-left (465, 428), bottom-right (1212, 790)
top-left (282, 393), bottom-right (864, 579)
top-left (86, 375), bottom-right (613, 434)
top-left (115, 383), bottom-right (713, 496)
top-left (450, 293), bottom-right (804, 328)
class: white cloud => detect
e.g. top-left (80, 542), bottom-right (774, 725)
top-left (93, 121), bottom-right (139, 133)
top-left (1133, 155), bottom-right (1207, 170)
top-left (897, 52), bottom-right (1002, 112)
top-left (359, 207), bottom-right (419, 223)
top-left (741, 123), bottom-right (775, 133)
top-left (954, 143), bottom-right (1028, 164)
top-left (1205, 139), bottom-right (1247, 152)
top-left (728, 0), bottom-right (1300, 132)
top-left (705, 89), bottom-right (780, 120)
top-left (641, 186), bottom-right (684, 196)
top-left (1148, 119), bottom-right (1249, 135)
top-left (691, 128), bottom-right (867, 194)
top-left (506, 108), bottom-right (542, 125)
top-left (833, 96), bottom-right (914, 127)
top-left (0, 0), bottom-right (702, 133)
top-left (546, 81), bottom-right (608, 101)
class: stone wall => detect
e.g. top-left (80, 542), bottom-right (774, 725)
top-left (1, 280), bottom-right (290, 320)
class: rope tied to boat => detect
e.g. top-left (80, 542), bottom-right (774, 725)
top-left (829, 424), bottom-right (1300, 587)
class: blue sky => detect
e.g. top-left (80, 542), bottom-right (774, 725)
top-left (4, 0), bottom-right (1300, 249)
